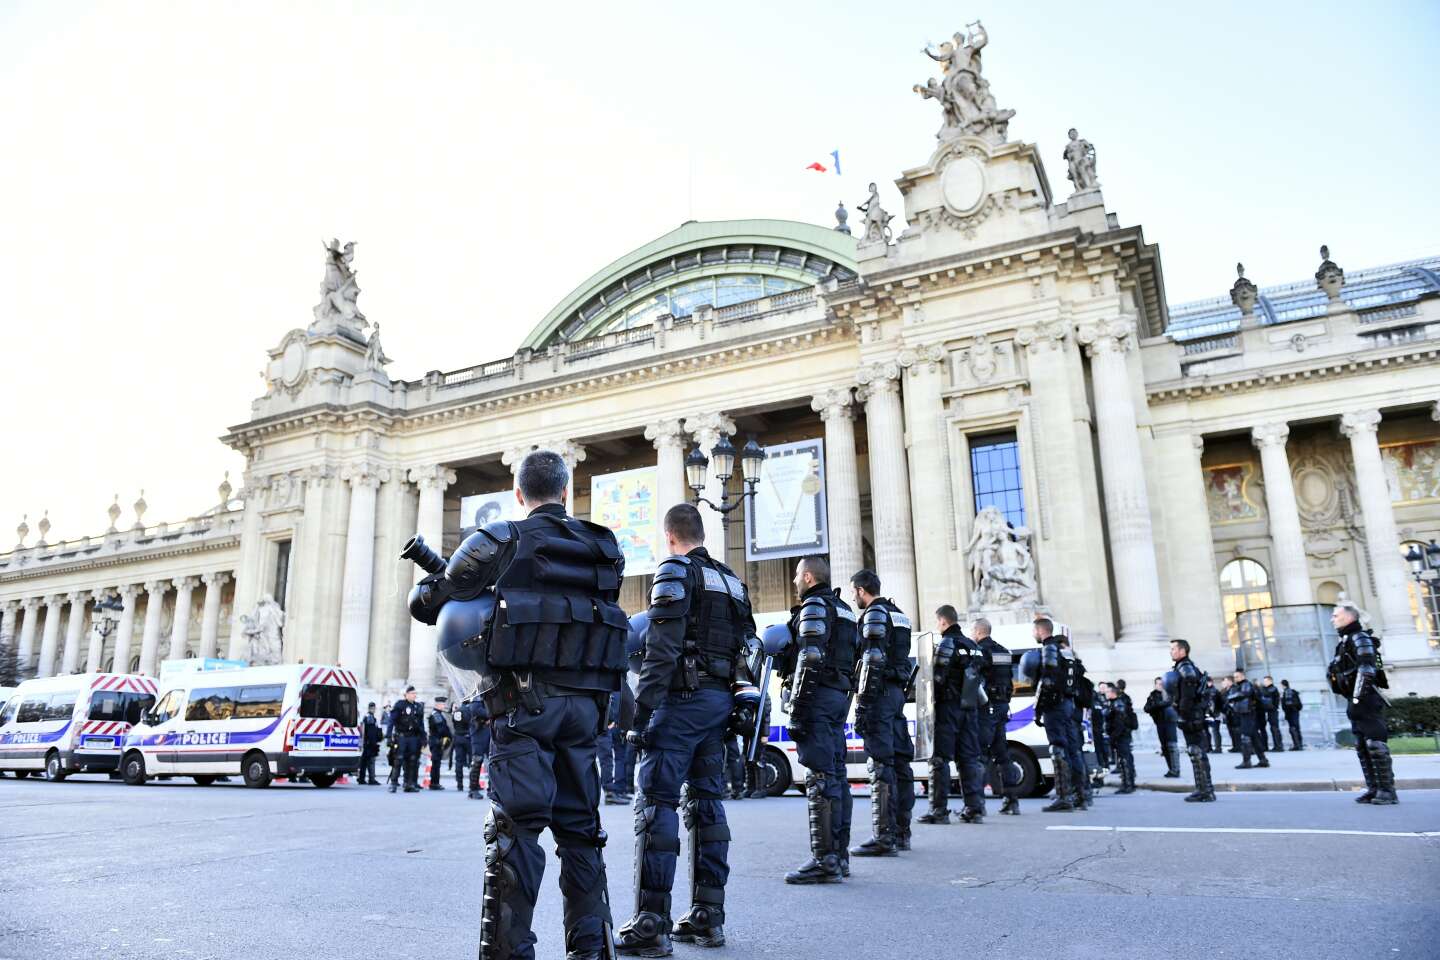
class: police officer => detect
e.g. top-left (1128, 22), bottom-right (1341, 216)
top-left (1226, 670), bottom-right (1269, 769)
top-left (462, 698), bottom-right (490, 800)
top-left (1168, 639), bottom-right (1216, 803)
top-left (1259, 675), bottom-right (1284, 752)
top-left (848, 570), bottom-right (915, 856)
top-left (1091, 681), bottom-right (1112, 783)
top-left (450, 699), bottom-right (472, 792)
top-left (1104, 684), bottom-right (1137, 794)
top-left (779, 555), bottom-right (858, 885)
top-left (382, 701), bottom-right (400, 788)
top-left (426, 695), bottom-right (454, 789)
top-left (389, 687), bottom-right (425, 794)
top-left (1059, 637), bottom-right (1094, 809)
top-left (403, 448), bottom-right (628, 960)
top-left (1328, 601), bottom-right (1397, 805)
top-left (1205, 676), bottom-right (1225, 753)
top-left (1022, 618), bottom-right (1085, 812)
top-left (1280, 679), bottom-right (1304, 751)
top-left (1144, 678), bottom-right (1181, 778)
top-left (360, 701), bottom-right (383, 785)
top-left (918, 607), bottom-right (984, 824)
top-left (973, 617), bottom-right (1021, 816)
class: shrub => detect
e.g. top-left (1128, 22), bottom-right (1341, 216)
top-left (1386, 696), bottom-right (1440, 736)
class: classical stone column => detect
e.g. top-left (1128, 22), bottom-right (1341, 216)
top-left (407, 465), bottom-right (456, 689)
top-left (198, 572), bottom-right (230, 660)
top-left (36, 595), bottom-right (64, 678)
top-left (900, 343), bottom-right (954, 620)
top-left (338, 464), bottom-right (387, 680)
top-left (857, 362), bottom-right (919, 617)
top-left (684, 413), bottom-right (737, 560)
top-left (16, 597), bottom-right (41, 669)
top-left (504, 441), bottom-right (587, 506)
top-left (1251, 423), bottom-right (1312, 605)
top-left (110, 584), bottom-right (139, 673)
top-left (227, 473), bottom-right (270, 659)
top-left (812, 387), bottom-right (865, 593)
top-left (1340, 410), bottom-right (1431, 659)
top-left (168, 576), bottom-right (199, 662)
top-left (645, 419), bottom-right (689, 515)
top-left (1156, 435), bottom-right (1226, 648)
top-left (0, 601), bottom-right (17, 655)
top-left (60, 591), bottom-right (89, 675)
top-left (1077, 319), bottom-right (1167, 642)
top-left (137, 580), bottom-right (169, 677)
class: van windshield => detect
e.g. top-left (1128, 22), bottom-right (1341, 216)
top-left (299, 684), bottom-right (357, 727)
top-left (88, 690), bottom-right (156, 725)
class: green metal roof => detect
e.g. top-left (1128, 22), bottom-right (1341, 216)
top-left (522, 219), bottom-right (859, 350)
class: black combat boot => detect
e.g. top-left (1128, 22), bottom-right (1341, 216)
top-left (1000, 790), bottom-right (1021, 815)
top-left (672, 884), bottom-right (725, 948)
top-left (1184, 746), bottom-right (1208, 802)
top-left (959, 803), bottom-right (985, 823)
top-left (616, 892), bottom-right (673, 958)
top-left (1235, 735), bottom-right (1254, 769)
top-left (1116, 755), bottom-right (1136, 794)
top-left (1042, 759), bottom-right (1074, 812)
top-left (1367, 740), bottom-right (1398, 805)
top-left (1164, 743), bottom-right (1182, 778)
top-left (918, 760), bottom-right (950, 824)
top-left (786, 775), bottom-right (842, 884)
top-left (1354, 742), bottom-right (1377, 803)
top-left (850, 774), bottom-right (897, 857)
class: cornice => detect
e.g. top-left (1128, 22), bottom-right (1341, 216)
top-left (0, 533), bottom-right (241, 586)
top-left (1147, 340), bottom-right (1440, 403)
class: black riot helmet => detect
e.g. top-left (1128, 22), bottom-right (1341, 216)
top-left (437, 592), bottom-right (498, 673)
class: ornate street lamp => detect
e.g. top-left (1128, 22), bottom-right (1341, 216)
top-left (87, 594), bottom-right (125, 675)
top-left (686, 435), bottom-right (767, 554)
top-left (1406, 540), bottom-right (1440, 645)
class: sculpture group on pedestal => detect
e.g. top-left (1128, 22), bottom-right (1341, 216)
top-left (913, 20), bottom-right (1014, 143)
top-left (1062, 128), bottom-right (1098, 193)
top-left (238, 595), bottom-right (285, 665)
top-left (965, 505), bottom-right (1038, 609)
top-left (312, 239), bottom-right (367, 333)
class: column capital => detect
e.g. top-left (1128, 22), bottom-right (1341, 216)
top-left (116, 583), bottom-right (142, 601)
top-left (683, 413), bottom-right (736, 447)
top-left (1, 599), bottom-right (17, 614)
top-left (201, 571), bottom-right (232, 589)
top-left (1076, 317), bottom-right (1136, 356)
top-left (1339, 409), bottom-right (1382, 438)
top-left (20, 596), bottom-right (42, 611)
top-left (173, 576), bottom-right (201, 592)
top-left (811, 387), bottom-right (857, 422)
top-left (542, 440), bottom-right (587, 469)
top-left (644, 419), bottom-right (687, 452)
top-left (407, 464), bottom-right (458, 490)
top-left (856, 359), bottom-right (905, 392)
top-left (342, 462), bottom-right (390, 489)
top-left (44, 594), bottom-right (65, 607)
top-left (897, 342), bottom-right (947, 375)
top-left (1191, 434), bottom-right (1206, 455)
top-left (303, 464), bottom-right (336, 487)
top-left (1015, 317), bottom-right (1071, 353)
top-left (1251, 422), bottom-right (1291, 450)
top-left (66, 590), bottom-right (89, 604)
top-left (142, 579), bottom-right (169, 596)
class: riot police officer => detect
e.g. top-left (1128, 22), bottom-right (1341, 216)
top-left (778, 556), bottom-right (858, 885)
top-left (402, 449), bottom-right (628, 960)
top-left (616, 504), bottom-right (755, 955)
top-left (1328, 602), bottom-right (1397, 805)
top-left (973, 617), bottom-right (1021, 815)
top-left (1059, 638), bottom-right (1095, 808)
top-left (389, 687), bottom-right (425, 794)
top-left (1259, 676), bottom-right (1284, 751)
top-left (462, 698), bottom-right (490, 799)
top-left (1144, 677), bottom-right (1181, 777)
top-left (1020, 618), bottom-right (1085, 812)
top-left (849, 570), bottom-right (916, 856)
top-left (1104, 684), bottom-right (1137, 794)
top-left (1091, 681), bottom-right (1112, 782)
top-left (1168, 639), bottom-right (1216, 802)
top-left (360, 701), bottom-right (383, 785)
top-left (1226, 670), bottom-right (1269, 769)
top-left (450, 699), bottom-right (472, 792)
top-left (918, 607), bottom-right (986, 825)
top-left (1280, 679), bottom-right (1304, 750)
top-left (427, 695), bottom-right (454, 789)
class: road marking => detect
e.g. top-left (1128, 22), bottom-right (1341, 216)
top-left (1047, 825), bottom-right (1439, 839)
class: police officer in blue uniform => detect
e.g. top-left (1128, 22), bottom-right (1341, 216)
top-left (1060, 638), bottom-right (1095, 808)
top-left (1328, 601), bottom-right (1397, 805)
top-left (461, 698), bottom-right (490, 799)
top-left (1168, 639), bottom-right (1216, 803)
top-left (360, 701), bottom-right (383, 785)
top-left (426, 695), bottom-right (453, 790)
top-left (1104, 684), bottom-right (1137, 794)
top-left (849, 570), bottom-right (915, 856)
top-left (919, 606), bottom-right (986, 825)
top-left (1021, 618), bottom-right (1085, 812)
top-left (615, 503), bottom-right (756, 956)
top-left (402, 449), bottom-right (628, 960)
top-left (779, 556), bottom-right (858, 885)
top-left (1226, 670), bottom-right (1269, 770)
top-left (973, 617), bottom-right (1022, 815)
top-left (1280, 679), bottom-right (1304, 751)
top-left (389, 687), bottom-right (425, 793)
top-left (448, 700), bottom-right (472, 792)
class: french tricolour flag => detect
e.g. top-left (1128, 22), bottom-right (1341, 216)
top-left (805, 150), bottom-right (842, 175)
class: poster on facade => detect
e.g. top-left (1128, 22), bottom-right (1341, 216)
top-left (459, 490), bottom-right (518, 536)
top-left (591, 466), bottom-right (659, 576)
top-left (746, 437), bottom-right (828, 563)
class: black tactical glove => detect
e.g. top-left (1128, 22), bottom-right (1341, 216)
top-left (626, 706), bottom-right (654, 750)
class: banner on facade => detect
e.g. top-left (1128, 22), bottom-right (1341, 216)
top-left (745, 437), bottom-right (828, 563)
top-left (459, 491), bottom-right (518, 536)
top-left (591, 466), bottom-right (660, 577)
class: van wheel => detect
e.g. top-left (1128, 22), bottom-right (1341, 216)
top-left (193, 775), bottom-right (218, 786)
top-left (242, 752), bottom-right (272, 788)
top-left (309, 773), bottom-right (337, 788)
top-left (1010, 745), bottom-right (1043, 798)
top-left (762, 746), bottom-right (792, 797)
top-left (45, 751), bottom-right (68, 782)
top-left (122, 752), bottom-right (148, 786)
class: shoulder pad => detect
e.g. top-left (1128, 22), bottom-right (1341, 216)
top-left (654, 556), bottom-right (691, 581)
top-left (860, 605), bottom-right (889, 641)
top-left (798, 597), bottom-right (829, 639)
top-left (1177, 660), bottom-right (1199, 678)
top-left (800, 595), bottom-right (830, 617)
top-left (482, 520), bottom-right (514, 543)
top-left (649, 559), bottom-right (691, 611)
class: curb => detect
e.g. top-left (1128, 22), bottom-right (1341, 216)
top-left (1138, 778), bottom-right (1440, 794)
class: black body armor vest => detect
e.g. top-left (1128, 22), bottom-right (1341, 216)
top-left (978, 637), bottom-right (1013, 702)
top-left (676, 552), bottom-right (753, 690)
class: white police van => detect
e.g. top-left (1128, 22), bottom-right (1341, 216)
top-left (757, 619), bottom-right (1074, 799)
top-left (120, 664), bottom-right (361, 788)
top-left (0, 673), bottom-right (158, 781)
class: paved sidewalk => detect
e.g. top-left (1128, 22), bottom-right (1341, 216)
top-left (1123, 744), bottom-right (1440, 794)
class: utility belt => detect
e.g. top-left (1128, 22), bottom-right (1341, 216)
top-left (822, 667), bottom-right (855, 692)
top-left (671, 649), bottom-right (735, 692)
top-left (479, 668), bottom-right (611, 720)
top-left (882, 666), bottom-right (908, 683)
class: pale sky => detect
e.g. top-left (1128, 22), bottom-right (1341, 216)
top-left (3, 1), bottom-right (1437, 544)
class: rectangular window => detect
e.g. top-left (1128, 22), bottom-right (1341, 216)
top-left (0, 697), bottom-right (18, 725)
top-left (299, 684), bottom-right (357, 727)
top-left (17, 698), bottom-right (46, 724)
top-left (235, 684), bottom-right (286, 719)
top-left (90, 690), bottom-right (156, 724)
top-left (273, 539), bottom-right (292, 611)
top-left (185, 687), bottom-right (238, 722)
top-left (151, 690), bottom-right (185, 724)
top-left (42, 693), bottom-right (78, 721)
top-left (969, 431), bottom-right (1027, 528)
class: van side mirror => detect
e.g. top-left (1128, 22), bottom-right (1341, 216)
top-left (140, 711), bottom-right (157, 726)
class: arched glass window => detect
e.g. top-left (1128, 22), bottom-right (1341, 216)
top-left (1401, 541), bottom-right (1440, 647)
top-left (1219, 557), bottom-right (1274, 648)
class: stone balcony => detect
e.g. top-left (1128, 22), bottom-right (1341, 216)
top-left (0, 507), bottom-right (244, 582)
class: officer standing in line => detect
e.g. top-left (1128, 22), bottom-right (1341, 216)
top-left (1058, 637), bottom-right (1095, 808)
top-left (1259, 675), bottom-right (1284, 751)
top-left (1144, 678), bottom-right (1181, 778)
top-left (973, 617), bottom-right (1021, 816)
top-left (426, 695), bottom-right (454, 789)
top-left (1328, 601), bottom-right (1397, 805)
top-left (389, 687), bottom-right (425, 794)
top-left (616, 503), bottom-right (755, 955)
top-left (1091, 681), bottom-right (1112, 782)
top-left (917, 607), bottom-right (984, 824)
top-left (1227, 669), bottom-right (1269, 770)
top-left (402, 449), bottom-right (628, 960)
top-left (359, 701), bottom-right (383, 785)
top-left (1217, 677), bottom-right (1242, 754)
top-left (463, 698), bottom-right (490, 800)
top-left (778, 555), bottom-right (858, 885)
top-left (849, 569), bottom-right (915, 856)
top-left (450, 699), bottom-right (472, 793)
top-left (1022, 618), bottom-right (1085, 812)
top-left (382, 701), bottom-right (400, 788)
top-left (1280, 679), bottom-right (1304, 750)
top-left (1104, 684), bottom-right (1137, 794)
top-left (1168, 639), bottom-right (1216, 803)
top-left (1205, 676), bottom-right (1226, 753)
top-left (743, 688), bottom-right (772, 799)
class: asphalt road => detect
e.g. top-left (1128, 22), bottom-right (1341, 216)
top-left (2, 775), bottom-right (1437, 960)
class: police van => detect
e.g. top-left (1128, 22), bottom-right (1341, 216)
top-left (0, 673), bottom-right (159, 781)
top-left (120, 664), bottom-right (361, 788)
top-left (757, 619), bottom-right (1074, 799)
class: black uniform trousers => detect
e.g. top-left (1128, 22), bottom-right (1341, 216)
top-left (978, 701), bottom-right (1020, 796)
top-left (1284, 708), bottom-right (1303, 749)
top-left (397, 734), bottom-right (422, 788)
top-left (1347, 687), bottom-right (1388, 742)
top-left (1263, 706), bottom-right (1284, 751)
top-left (932, 696), bottom-right (984, 810)
top-left (791, 684), bottom-right (850, 855)
top-left (452, 738), bottom-right (473, 790)
top-left (427, 735), bottom-right (448, 787)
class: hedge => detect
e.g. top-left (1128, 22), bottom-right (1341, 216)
top-left (1386, 696), bottom-right (1440, 736)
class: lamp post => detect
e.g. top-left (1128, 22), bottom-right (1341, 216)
top-left (685, 435), bottom-right (766, 556)
top-left (1404, 540), bottom-right (1440, 643)
top-left (89, 594), bottom-right (125, 674)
